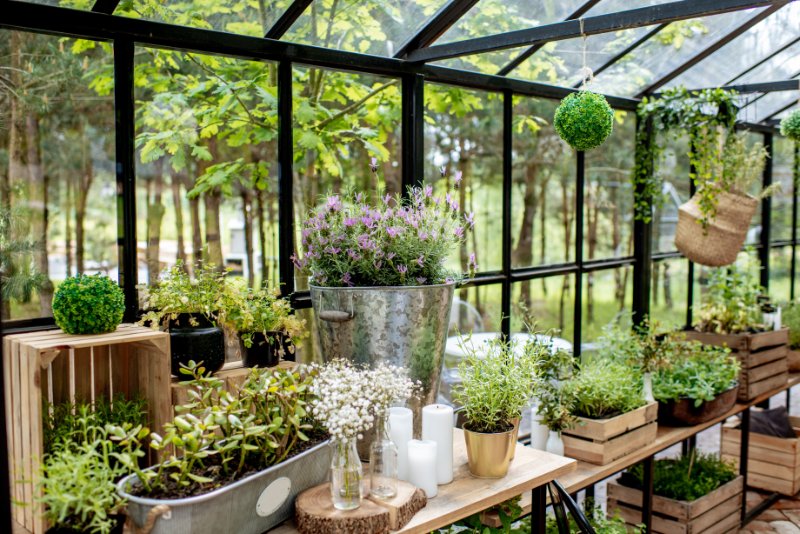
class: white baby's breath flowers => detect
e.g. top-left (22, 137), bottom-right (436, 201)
top-left (309, 359), bottom-right (418, 442)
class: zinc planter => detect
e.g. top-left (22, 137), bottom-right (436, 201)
top-left (119, 440), bottom-right (330, 534)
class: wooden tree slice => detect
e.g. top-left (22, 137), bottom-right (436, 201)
top-left (295, 481), bottom-right (427, 534)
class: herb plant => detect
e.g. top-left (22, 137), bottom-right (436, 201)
top-left (599, 315), bottom-right (671, 373)
top-left (695, 258), bottom-right (765, 333)
top-left (624, 451), bottom-right (736, 501)
top-left (455, 334), bottom-right (547, 434)
top-left (783, 302), bottom-right (800, 349)
top-left (295, 164), bottom-right (475, 287)
top-left (780, 109), bottom-right (800, 142)
top-left (52, 274), bottom-right (124, 335)
top-left (553, 91), bottom-right (614, 151)
top-left (652, 342), bottom-right (739, 406)
top-left (221, 280), bottom-right (306, 349)
top-left (532, 347), bottom-right (577, 433)
top-left (564, 358), bottom-right (645, 420)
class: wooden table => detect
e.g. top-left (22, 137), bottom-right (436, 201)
top-left (271, 428), bottom-right (576, 534)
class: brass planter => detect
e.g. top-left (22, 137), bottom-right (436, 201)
top-left (463, 426), bottom-right (516, 479)
top-left (509, 417), bottom-right (520, 461)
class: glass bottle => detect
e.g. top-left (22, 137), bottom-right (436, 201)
top-left (369, 412), bottom-right (398, 500)
top-left (330, 437), bottom-right (363, 510)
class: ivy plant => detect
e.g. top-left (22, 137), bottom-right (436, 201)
top-left (52, 274), bottom-right (124, 334)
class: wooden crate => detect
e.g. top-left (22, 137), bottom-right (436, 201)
top-left (721, 416), bottom-right (800, 495)
top-left (787, 348), bottom-right (800, 372)
top-left (684, 329), bottom-right (788, 402)
top-left (3, 324), bottom-right (171, 534)
top-left (562, 402), bottom-right (658, 465)
top-left (607, 476), bottom-right (743, 534)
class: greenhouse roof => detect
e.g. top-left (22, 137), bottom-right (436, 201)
top-left (4, 0), bottom-right (800, 123)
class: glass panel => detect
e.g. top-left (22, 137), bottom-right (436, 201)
top-left (424, 84), bottom-right (503, 273)
top-left (770, 246), bottom-right (792, 303)
top-left (433, 50), bottom-right (523, 76)
top-left (511, 275), bottom-right (575, 344)
top-left (732, 40), bottom-right (800, 85)
top-left (511, 96), bottom-right (575, 267)
top-left (591, 9), bottom-right (766, 97)
top-left (284, 0), bottom-right (450, 56)
top-left (0, 30), bottom-right (116, 322)
top-left (584, 110), bottom-right (634, 260)
top-left (772, 135), bottom-right (795, 242)
top-left (115, 0), bottom-right (295, 37)
top-left (292, 66), bottom-right (402, 290)
top-left (664, 3), bottom-right (800, 90)
top-left (776, 103), bottom-right (799, 120)
top-left (134, 48), bottom-right (280, 295)
top-left (581, 266), bottom-right (633, 351)
top-left (742, 131), bottom-right (765, 246)
top-left (652, 133), bottom-right (691, 254)
top-left (750, 91), bottom-right (800, 123)
top-left (650, 258), bottom-right (689, 330)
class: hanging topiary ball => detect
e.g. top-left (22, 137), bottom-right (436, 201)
top-left (53, 274), bottom-right (125, 334)
top-left (554, 90), bottom-right (614, 151)
top-left (780, 109), bottom-right (800, 142)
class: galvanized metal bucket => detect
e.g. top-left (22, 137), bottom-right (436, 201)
top-left (310, 282), bottom-right (455, 440)
top-left (119, 440), bottom-right (330, 534)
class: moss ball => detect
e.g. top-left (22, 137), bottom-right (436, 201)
top-left (554, 91), bottom-right (614, 151)
top-left (780, 110), bottom-right (800, 142)
top-left (52, 274), bottom-right (125, 335)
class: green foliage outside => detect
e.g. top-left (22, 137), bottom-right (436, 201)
top-left (625, 452), bottom-right (737, 502)
top-left (52, 274), bottom-right (124, 334)
top-left (554, 91), bottom-right (614, 151)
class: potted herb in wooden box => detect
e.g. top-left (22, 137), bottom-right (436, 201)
top-left (608, 452), bottom-right (743, 534)
top-left (781, 302), bottom-right (800, 371)
top-left (685, 260), bottom-right (788, 401)
top-left (561, 359), bottom-right (656, 465)
top-left (115, 362), bottom-right (330, 534)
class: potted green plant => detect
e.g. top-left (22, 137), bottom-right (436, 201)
top-left (652, 341), bottom-right (740, 425)
top-left (553, 90), bottom-right (614, 151)
top-left (560, 359), bottom-right (654, 465)
top-left (782, 302), bottom-right (800, 371)
top-left (52, 274), bottom-right (124, 335)
top-left (609, 452), bottom-right (742, 533)
top-left (139, 262), bottom-right (227, 376)
top-left (223, 281), bottom-right (307, 367)
top-left (115, 362), bottom-right (329, 534)
top-left (780, 109), bottom-right (800, 142)
top-left (532, 348), bottom-right (577, 457)
top-left (454, 335), bottom-right (545, 478)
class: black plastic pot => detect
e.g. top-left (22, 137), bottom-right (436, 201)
top-left (168, 313), bottom-right (225, 376)
top-left (657, 384), bottom-right (739, 426)
top-left (242, 331), bottom-right (293, 368)
top-left (45, 514), bottom-right (125, 534)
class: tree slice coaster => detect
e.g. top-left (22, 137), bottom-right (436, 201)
top-left (295, 481), bottom-right (426, 534)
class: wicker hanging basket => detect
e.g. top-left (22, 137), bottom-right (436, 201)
top-left (674, 190), bottom-right (758, 267)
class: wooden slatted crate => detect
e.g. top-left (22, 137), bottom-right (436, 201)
top-left (607, 476), bottom-right (743, 534)
top-left (684, 329), bottom-right (788, 402)
top-left (3, 324), bottom-right (171, 534)
top-left (721, 416), bottom-right (800, 495)
top-left (562, 402), bottom-right (658, 465)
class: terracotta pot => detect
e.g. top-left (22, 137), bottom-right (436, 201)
top-left (657, 385), bottom-right (738, 426)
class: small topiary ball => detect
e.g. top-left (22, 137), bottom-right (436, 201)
top-left (780, 109), bottom-right (800, 142)
top-left (53, 274), bottom-right (125, 335)
top-left (554, 90), bottom-right (614, 151)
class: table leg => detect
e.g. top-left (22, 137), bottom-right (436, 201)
top-left (585, 484), bottom-right (595, 503)
top-left (531, 485), bottom-right (546, 534)
top-left (641, 456), bottom-right (654, 533)
top-left (740, 407), bottom-right (751, 525)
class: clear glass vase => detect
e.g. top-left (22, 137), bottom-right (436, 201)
top-left (330, 437), bottom-right (363, 510)
top-left (369, 412), bottom-right (398, 500)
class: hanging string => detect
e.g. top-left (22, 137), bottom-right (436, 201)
top-left (578, 18), bottom-right (594, 90)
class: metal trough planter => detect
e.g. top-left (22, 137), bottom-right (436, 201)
top-left (118, 440), bottom-right (330, 534)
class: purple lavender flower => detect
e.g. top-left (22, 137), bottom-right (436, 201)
top-left (342, 272), bottom-right (353, 286)
top-left (454, 171), bottom-right (463, 188)
top-left (465, 212), bottom-right (475, 228)
top-left (374, 260), bottom-right (383, 270)
top-left (370, 157), bottom-right (378, 173)
top-left (424, 185), bottom-right (433, 198)
top-left (387, 252), bottom-right (396, 260)
top-left (454, 226), bottom-right (464, 238)
top-left (418, 231), bottom-right (428, 241)
top-left (396, 264), bottom-right (408, 275)
top-left (386, 226), bottom-right (402, 238)
top-left (416, 255), bottom-right (425, 267)
top-left (347, 249), bottom-right (361, 261)
top-left (468, 253), bottom-right (478, 272)
top-left (343, 217), bottom-right (357, 227)
top-left (439, 165), bottom-right (447, 177)
top-left (326, 195), bottom-right (342, 212)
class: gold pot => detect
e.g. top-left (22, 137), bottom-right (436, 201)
top-left (509, 417), bottom-right (520, 461)
top-left (463, 426), bottom-right (516, 479)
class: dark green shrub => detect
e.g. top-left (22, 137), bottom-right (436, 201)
top-left (624, 452), bottom-right (736, 501)
top-left (52, 274), bottom-right (124, 334)
top-left (780, 109), bottom-right (800, 142)
top-left (554, 91), bottom-right (614, 151)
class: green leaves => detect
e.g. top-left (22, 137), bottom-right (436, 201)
top-left (625, 452), bottom-right (736, 502)
top-left (51, 274), bottom-right (124, 335)
top-left (695, 258), bottom-right (764, 334)
top-left (564, 359), bottom-right (646, 420)
top-left (780, 109), bottom-right (800, 142)
top-left (553, 91), bottom-right (614, 152)
top-left (652, 342), bottom-right (739, 405)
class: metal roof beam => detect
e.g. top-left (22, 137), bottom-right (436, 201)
top-left (404, 0), bottom-right (784, 63)
top-left (659, 79), bottom-right (800, 95)
top-left (496, 0), bottom-right (602, 77)
top-left (394, 0), bottom-right (480, 59)
top-left (91, 0), bottom-right (120, 14)
top-left (635, 2), bottom-right (789, 97)
top-left (264, 0), bottom-right (313, 40)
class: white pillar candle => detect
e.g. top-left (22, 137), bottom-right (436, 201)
top-left (407, 439), bottom-right (438, 498)
top-left (421, 404), bottom-right (454, 484)
top-left (388, 407), bottom-right (413, 481)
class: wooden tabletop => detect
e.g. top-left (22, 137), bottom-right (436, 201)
top-left (271, 427), bottom-right (576, 534)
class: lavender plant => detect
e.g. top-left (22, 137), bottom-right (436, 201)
top-left (294, 163), bottom-right (476, 287)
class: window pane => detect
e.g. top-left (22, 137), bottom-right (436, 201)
top-left (134, 48), bottom-right (279, 293)
top-left (770, 247), bottom-right (792, 303)
top-left (652, 133), bottom-right (691, 254)
top-left (424, 84), bottom-right (502, 273)
top-left (511, 96), bottom-right (575, 267)
top-left (731, 41), bottom-right (800, 85)
top-left (584, 111), bottom-right (634, 260)
top-left (650, 258), bottom-right (689, 330)
top-left (581, 266), bottom-right (633, 350)
top-left (772, 135), bottom-right (795, 242)
top-left (1, 31), bottom-right (116, 322)
top-left (512, 275), bottom-right (575, 344)
top-left (292, 67), bottom-right (402, 290)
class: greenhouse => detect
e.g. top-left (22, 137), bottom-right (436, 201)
top-left (2, 0), bottom-right (800, 532)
